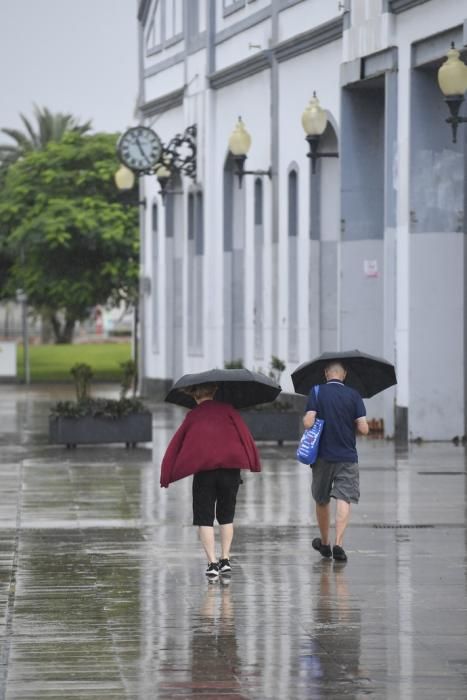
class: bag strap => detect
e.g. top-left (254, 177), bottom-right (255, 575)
top-left (314, 385), bottom-right (320, 417)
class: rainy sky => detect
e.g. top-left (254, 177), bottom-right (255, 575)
top-left (0, 0), bottom-right (138, 136)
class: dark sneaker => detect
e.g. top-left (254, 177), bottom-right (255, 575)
top-left (218, 558), bottom-right (232, 574)
top-left (312, 537), bottom-right (332, 559)
top-left (205, 562), bottom-right (219, 579)
top-left (332, 545), bottom-right (347, 562)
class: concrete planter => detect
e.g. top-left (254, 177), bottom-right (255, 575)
top-left (49, 412), bottom-right (152, 448)
top-left (240, 410), bottom-right (302, 445)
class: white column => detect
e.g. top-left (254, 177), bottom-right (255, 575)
top-left (394, 46), bottom-right (410, 439)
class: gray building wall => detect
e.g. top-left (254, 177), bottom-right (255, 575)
top-left (409, 65), bottom-right (465, 439)
top-left (340, 80), bottom-right (386, 422)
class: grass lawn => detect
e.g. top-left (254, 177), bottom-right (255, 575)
top-left (16, 343), bottom-right (132, 382)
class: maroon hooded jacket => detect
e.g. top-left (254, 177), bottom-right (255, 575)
top-left (160, 400), bottom-right (261, 488)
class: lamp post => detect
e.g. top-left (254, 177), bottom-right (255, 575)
top-left (114, 165), bottom-right (142, 368)
top-left (114, 124), bottom-right (198, 393)
top-left (301, 92), bottom-right (338, 173)
top-left (227, 116), bottom-right (272, 187)
top-left (114, 124), bottom-right (198, 392)
top-left (437, 44), bottom-right (467, 143)
top-left (16, 289), bottom-right (30, 385)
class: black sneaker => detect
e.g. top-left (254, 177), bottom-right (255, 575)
top-left (312, 537), bottom-right (332, 558)
top-left (205, 562), bottom-right (219, 578)
top-left (332, 545), bottom-right (347, 562)
top-left (218, 558), bottom-right (232, 574)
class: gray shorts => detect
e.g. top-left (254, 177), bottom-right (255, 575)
top-left (311, 459), bottom-right (360, 505)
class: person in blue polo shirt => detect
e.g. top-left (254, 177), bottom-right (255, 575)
top-left (303, 361), bottom-right (369, 562)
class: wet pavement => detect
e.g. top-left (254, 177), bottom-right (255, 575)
top-left (0, 384), bottom-right (466, 699)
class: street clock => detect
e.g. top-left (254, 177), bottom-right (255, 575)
top-left (117, 126), bottom-right (162, 172)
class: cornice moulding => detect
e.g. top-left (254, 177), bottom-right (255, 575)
top-left (275, 16), bottom-right (344, 62)
top-left (139, 87), bottom-right (185, 118)
top-left (389, 0), bottom-right (430, 14)
top-left (209, 51), bottom-right (272, 90)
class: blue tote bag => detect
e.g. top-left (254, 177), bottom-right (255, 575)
top-left (296, 385), bottom-right (324, 465)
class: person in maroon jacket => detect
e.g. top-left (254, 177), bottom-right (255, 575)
top-left (160, 382), bottom-right (261, 579)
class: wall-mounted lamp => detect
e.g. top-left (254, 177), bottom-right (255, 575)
top-left (302, 92), bottom-right (338, 174)
top-left (115, 124), bottom-right (197, 205)
top-left (228, 116), bottom-right (272, 187)
top-left (114, 164), bottom-right (147, 207)
top-left (437, 43), bottom-right (467, 143)
top-left (154, 161), bottom-right (173, 204)
top-left (114, 164), bottom-right (136, 191)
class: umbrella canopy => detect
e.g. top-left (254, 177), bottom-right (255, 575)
top-left (165, 368), bottom-right (281, 409)
top-left (291, 350), bottom-right (397, 398)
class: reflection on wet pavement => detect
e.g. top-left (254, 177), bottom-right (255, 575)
top-left (0, 385), bottom-right (466, 698)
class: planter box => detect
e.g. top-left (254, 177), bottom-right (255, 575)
top-left (240, 411), bottom-right (301, 445)
top-left (49, 413), bottom-right (152, 448)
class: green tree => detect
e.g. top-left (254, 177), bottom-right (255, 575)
top-left (0, 105), bottom-right (91, 169)
top-left (0, 106), bottom-right (93, 305)
top-left (0, 131), bottom-right (139, 343)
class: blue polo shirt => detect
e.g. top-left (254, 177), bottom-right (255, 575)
top-left (305, 380), bottom-right (366, 463)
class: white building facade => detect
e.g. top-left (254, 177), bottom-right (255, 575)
top-left (135, 0), bottom-right (467, 441)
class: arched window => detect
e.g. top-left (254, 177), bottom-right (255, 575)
top-left (288, 170), bottom-right (298, 237)
top-left (223, 154), bottom-right (245, 365)
top-left (288, 168), bottom-right (299, 361)
top-left (152, 202), bottom-right (158, 234)
top-left (188, 191), bottom-right (204, 353)
top-left (146, 0), bottom-right (183, 53)
top-left (146, 0), bottom-right (162, 52)
top-left (151, 201), bottom-right (159, 352)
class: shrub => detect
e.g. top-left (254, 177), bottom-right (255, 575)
top-left (269, 356), bottom-right (286, 384)
top-left (50, 397), bottom-right (147, 419)
top-left (224, 359), bottom-right (244, 369)
top-left (120, 359), bottom-right (137, 398)
top-left (70, 363), bottom-right (93, 401)
top-left (50, 360), bottom-right (148, 418)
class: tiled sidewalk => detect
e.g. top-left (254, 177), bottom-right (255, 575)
top-left (0, 385), bottom-right (466, 698)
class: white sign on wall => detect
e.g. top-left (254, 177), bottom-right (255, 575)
top-left (0, 342), bottom-right (17, 377)
top-left (364, 260), bottom-right (379, 278)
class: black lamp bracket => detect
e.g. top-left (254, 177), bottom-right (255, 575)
top-left (306, 134), bottom-right (338, 174)
top-left (232, 154), bottom-right (272, 188)
top-left (444, 95), bottom-right (467, 144)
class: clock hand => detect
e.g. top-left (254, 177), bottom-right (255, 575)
top-left (135, 138), bottom-right (151, 165)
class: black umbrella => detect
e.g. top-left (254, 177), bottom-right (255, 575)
top-left (165, 368), bottom-right (282, 409)
top-left (291, 350), bottom-right (397, 398)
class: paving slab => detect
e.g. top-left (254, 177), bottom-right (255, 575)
top-left (0, 385), bottom-right (466, 698)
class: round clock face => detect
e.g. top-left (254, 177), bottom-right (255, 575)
top-left (117, 126), bottom-right (162, 172)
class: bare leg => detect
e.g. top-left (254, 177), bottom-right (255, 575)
top-left (199, 526), bottom-right (216, 563)
top-left (316, 502), bottom-right (331, 545)
top-left (335, 499), bottom-right (351, 547)
top-left (220, 523), bottom-right (234, 559)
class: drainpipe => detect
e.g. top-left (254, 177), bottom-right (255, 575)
top-left (136, 6), bottom-right (146, 395)
top-left (271, 0), bottom-right (280, 356)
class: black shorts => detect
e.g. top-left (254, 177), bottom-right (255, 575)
top-left (192, 468), bottom-right (241, 526)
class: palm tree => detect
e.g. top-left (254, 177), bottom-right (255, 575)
top-left (0, 105), bottom-right (91, 167)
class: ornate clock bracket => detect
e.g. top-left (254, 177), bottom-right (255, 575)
top-left (160, 125), bottom-right (197, 181)
top-left (151, 124), bottom-right (197, 202)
